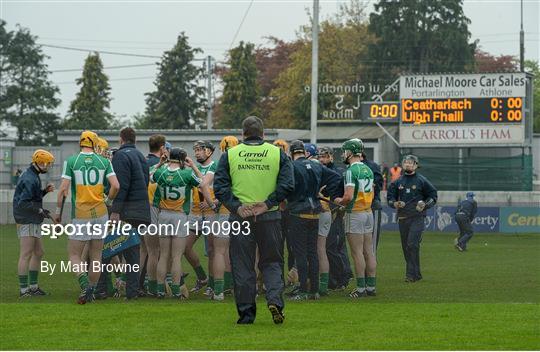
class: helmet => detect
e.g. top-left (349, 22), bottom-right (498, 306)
top-left (80, 130), bottom-right (99, 149)
top-left (402, 154), bottom-right (419, 166)
top-left (318, 146), bottom-right (333, 156)
top-left (32, 149), bottom-right (55, 166)
top-left (220, 136), bottom-right (239, 152)
top-left (341, 138), bottom-right (364, 155)
top-left (273, 139), bottom-right (289, 153)
top-left (193, 140), bottom-right (215, 152)
top-left (304, 143), bottom-right (318, 157)
top-left (169, 148), bottom-right (187, 163)
top-left (96, 137), bottom-right (109, 153)
top-left (466, 191), bottom-right (475, 199)
top-left (289, 140), bottom-right (305, 155)
top-left (164, 141), bottom-right (172, 151)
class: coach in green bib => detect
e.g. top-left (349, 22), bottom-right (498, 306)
top-left (214, 116), bottom-right (294, 325)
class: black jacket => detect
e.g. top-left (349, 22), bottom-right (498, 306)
top-left (362, 158), bottom-right (383, 210)
top-left (456, 199), bottom-right (478, 222)
top-left (146, 153), bottom-right (160, 169)
top-left (13, 166), bottom-right (46, 224)
top-left (387, 172), bottom-right (438, 219)
top-left (287, 157), bottom-right (341, 214)
top-left (111, 143), bottom-right (151, 224)
top-left (214, 136), bottom-right (294, 222)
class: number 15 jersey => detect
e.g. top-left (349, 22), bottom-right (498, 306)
top-left (152, 166), bottom-right (201, 214)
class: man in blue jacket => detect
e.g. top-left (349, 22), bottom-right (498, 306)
top-left (13, 149), bottom-right (55, 297)
top-left (454, 192), bottom-right (478, 252)
top-left (109, 127), bottom-right (151, 300)
top-left (286, 141), bottom-right (341, 300)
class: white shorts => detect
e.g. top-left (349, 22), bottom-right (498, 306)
top-left (158, 210), bottom-right (189, 237)
top-left (318, 212), bottom-right (332, 237)
top-left (17, 223), bottom-right (42, 239)
top-left (208, 213), bottom-right (230, 239)
top-left (69, 214), bottom-right (109, 241)
top-left (150, 205), bottom-right (159, 225)
top-left (344, 211), bottom-right (374, 235)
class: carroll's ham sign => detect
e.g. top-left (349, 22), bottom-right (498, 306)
top-left (399, 73), bottom-right (527, 147)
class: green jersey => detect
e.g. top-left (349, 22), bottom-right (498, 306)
top-left (192, 161), bottom-right (217, 216)
top-left (152, 165), bottom-right (201, 213)
top-left (344, 161), bottom-right (374, 213)
top-left (61, 152), bottom-right (115, 219)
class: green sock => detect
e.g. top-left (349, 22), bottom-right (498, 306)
top-left (356, 277), bottom-right (366, 291)
top-left (29, 270), bottom-right (39, 288)
top-left (214, 279), bottom-right (224, 295)
top-left (149, 280), bottom-right (158, 294)
top-left (166, 273), bottom-right (172, 285)
top-left (157, 283), bottom-right (165, 294)
top-left (319, 273), bottom-right (329, 294)
top-left (194, 265), bottom-right (207, 281)
top-left (171, 284), bottom-right (180, 295)
top-left (366, 277), bottom-right (376, 290)
top-left (208, 276), bottom-right (214, 290)
top-left (78, 273), bottom-right (89, 290)
top-left (18, 275), bottom-right (28, 293)
top-left (224, 271), bottom-right (233, 290)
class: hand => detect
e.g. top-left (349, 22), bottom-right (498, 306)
top-left (44, 183), bottom-right (55, 193)
top-left (251, 202), bottom-right (269, 217)
top-left (110, 212), bottom-right (120, 222)
top-left (334, 197), bottom-right (343, 205)
top-left (416, 200), bottom-right (426, 212)
top-left (53, 214), bottom-right (61, 224)
top-left (184, 157), bottom-right (194, 168)
top-left (39, 208), bottom-right (51, 218)
top-left (395, 201), bottom-right (406, 208)
top-left (237, 205), bottom-right (253, 218)
top-left (104, 196), bottom-right (113, 207)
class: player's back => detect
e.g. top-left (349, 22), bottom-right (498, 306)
top-left (345, 162), bottom-right (374, 213)
top-left (153, 166), bottom-right (198, 213)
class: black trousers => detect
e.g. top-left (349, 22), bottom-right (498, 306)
top-left (326, 212), bottom-right (353, 288)
top-left (288, 216), bottom-right (319, 294)
top-left (456, 213), bottom-right (474, 249)
top-left (281, 211), bottom-right (295, 271)
top-left (372, 208), bottom-right (382, 255)
top-left (96, 244), bottom-right (140, 298)
top-left (398, 216), bottom-right (424, 280)
top-left (229, 218), bottom-right (285, 322)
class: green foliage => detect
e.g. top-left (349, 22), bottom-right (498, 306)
top-left (217, 41), bottom-right (260, 128)
top-left (64, 53), bottom-right (113, 130)
top-left (142, 33), bottom-right (206, 129)
top-left (368, 0), bottom-right (476, 83)
top-left (268, 1), bottom-right (375, 128)
top-left (525, 60), bottom-right (539, 133)
top-left (0, 21), bottom-right (60, 145)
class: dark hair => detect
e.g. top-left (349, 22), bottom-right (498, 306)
top-left (120, 127), bottom-right (136, 144)
top-left (242, 116), bottom-right (264, 138)
top-left (149, 134), bottom-right (166, 153)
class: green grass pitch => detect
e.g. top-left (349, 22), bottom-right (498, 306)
top-left (0, 224), bottom-right (539, 350)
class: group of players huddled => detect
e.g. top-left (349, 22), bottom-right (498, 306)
top-left (14, 127), bottom-right (436, 304)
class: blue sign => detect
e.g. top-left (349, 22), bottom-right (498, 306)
top-left (381, 206), bottom-right (500, 233)
top-left (102, 226), bottom-right (141, 259)
top-left (499, 207), bottom-right (540, 233)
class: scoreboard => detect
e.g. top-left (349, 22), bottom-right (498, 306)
top-left (398, 73), bottom-right (527, 147)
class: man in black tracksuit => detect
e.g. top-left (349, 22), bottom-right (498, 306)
top-left (214, 116), bottom-right (294, 325)
top-left (454, 192), bottom-right (478, 252)
top-left (361, 153), bottom-right (383, 254)
top-left (318, 147), bottom-right (352, 289)
top-left (286, 141), bottom-right (341, 300)
top-left (387, 155), bottom-right (437, 282)
top-left (108, 127), bottom-right (151, 299)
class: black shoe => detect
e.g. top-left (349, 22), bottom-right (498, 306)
top-left (94, 291), bottom-right (108, 300)
top-left (156, 292), bottom-right (165, 299)
top-left (30, 287), bottom-right (47, 296)
top-left (285, 285), bottom-right (301, 297)
top-left (190, 278), bottom-right (208, 293)
top-left (77, 288), bottom-right (94, 304)
top-left (366, 289), bottom-right (377, 296)
top-left (268, 304), bottom-right (284, 324)
top-left (349, 288), bottom-right (367, 298)
top-left (237, 315), bottom-right (255, 324)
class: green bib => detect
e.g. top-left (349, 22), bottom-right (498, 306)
top-left (228, 142), bottom-right (280, 211)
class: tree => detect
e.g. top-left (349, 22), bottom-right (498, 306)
top-left (367, 0), bottom-right (476, 83)
top-left (142, 33), bottom-right (206, 129)
top-left (217, 41), bottom-right (260, 128)
top-left (64, 53), bottom-right (113, 130)
top-left (524, 60), bottom-right (539, 133)
top-left (0, 21), bottom-right (61, 145)
top-left (474, 49), bottom-right (518, 72)
top-left (267, 1), bottom-right (376, 128)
